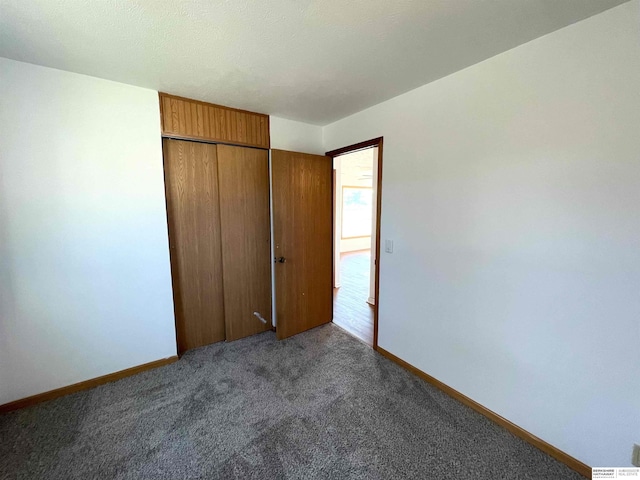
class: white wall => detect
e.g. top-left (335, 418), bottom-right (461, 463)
top-left (323, 0), bottom-right (640, 468)
top-left (340, 238), bottom-right (371, 253)
top-left (368, 146), bottom-right (379, 305)
top-left (0, 58), bottom-right (177, 405)
top-left (333, 156), bottom-right (342, 287)
top-left (269, 116), bottom-right (324, 155)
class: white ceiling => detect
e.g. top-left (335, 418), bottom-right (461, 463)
top-left (0, 0), bottom-right (628, 125)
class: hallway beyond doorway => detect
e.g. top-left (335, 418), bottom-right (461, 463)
top-left (333, 250), bottom-right (374, 345)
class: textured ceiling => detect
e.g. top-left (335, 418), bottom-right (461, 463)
top-left (0, 0), bottom-right (629, 125)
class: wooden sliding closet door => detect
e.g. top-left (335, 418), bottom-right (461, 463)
top-left (163, 139), bottom-right (225, 353)
top-left (272, 149), bottom-right (333, 339)
top-left (217, 144), bottom-right (272, 341)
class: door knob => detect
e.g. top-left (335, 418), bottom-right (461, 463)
top-left (276, 257), bottom-right (286, 263)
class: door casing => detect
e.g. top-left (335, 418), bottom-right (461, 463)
top-left (326, 137), bottom-right (383, 350)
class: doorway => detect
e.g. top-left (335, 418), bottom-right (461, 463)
top-left (327, 138), bottom-right (383, 348)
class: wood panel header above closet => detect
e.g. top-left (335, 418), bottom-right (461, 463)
top-left (159, 93), bottom-right (270, 149)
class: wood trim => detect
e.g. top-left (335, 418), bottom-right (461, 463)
top-left (326, 137), bottom-right (383, 158)
top-left (377, 347), bottom-right (592, 479)
top-left (159, 93), bottom-right (270, 149)
top-left (160, 133), bottom-right (269, 151)
top-left (327, 137), bottom-right (383, 351)
top-left (0, 357), bottom-right (178, 414)
top-left (160, 93), bottom-right (269, 117)
top-left (373, 139), bottom-right (383, 350)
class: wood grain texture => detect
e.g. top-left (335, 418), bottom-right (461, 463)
top-left (272, 149), bottom-right (333, 340)
top-left (163, 139), bottom-right (226, 353)
top-left (377, 347), bottom-right (592, 479)
top-left (0, 357), bottom-right (178, 414)
top-left (217, 145), bottom-right (272, 341)
top-left (159, 93), bottom-right (270, 149)
top-left (326, 137), bottom-right (383, 158)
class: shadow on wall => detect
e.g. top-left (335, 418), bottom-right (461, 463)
top-left (0, 178), bottom-right (16, 390)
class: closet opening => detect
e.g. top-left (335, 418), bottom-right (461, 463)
top-left (327, 138), bottom-right (383, 349)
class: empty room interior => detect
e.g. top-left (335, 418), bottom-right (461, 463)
top-left (0, 1), bottom-right (639, 479)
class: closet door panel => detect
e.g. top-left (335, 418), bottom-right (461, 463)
top-left (217, 145), bottom-right (272, 341)
top-left (163, 139), bottom-right (225, 353)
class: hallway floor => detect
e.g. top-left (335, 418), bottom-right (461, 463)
top-left (333, 250), bottom-right (374, 345)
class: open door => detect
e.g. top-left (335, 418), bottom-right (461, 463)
top-left (272, 149), bottom-right (333, 339)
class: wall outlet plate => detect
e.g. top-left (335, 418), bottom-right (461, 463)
top-left (632, 444), bottom-right (640, 467)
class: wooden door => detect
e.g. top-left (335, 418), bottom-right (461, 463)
top-left (217, 144), bottom-right (272, 341)
top-left (163, 138), bottom-right (225, 353)
top-left (272, 149), bottom-right (333, 339)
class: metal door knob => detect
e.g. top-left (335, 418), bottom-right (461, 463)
top-left (277, 257), bottom-right (286, 263)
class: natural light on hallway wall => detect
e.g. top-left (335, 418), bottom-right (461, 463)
top-left (334, 148), bottom-right (375, 254)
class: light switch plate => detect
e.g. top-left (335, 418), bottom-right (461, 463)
top-left (632, 444), bottom-right (640, 467)
top-left (385, 239), bottom-right (393, 253)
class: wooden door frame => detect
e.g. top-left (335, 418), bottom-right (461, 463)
top-left (326, 137), bottom-right (383, 350)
